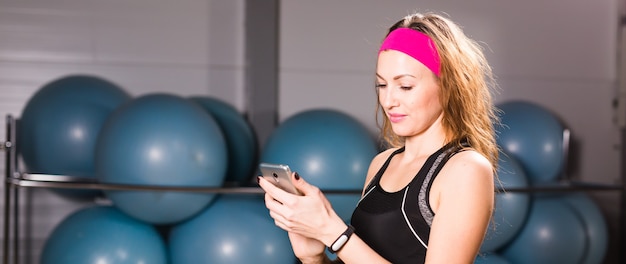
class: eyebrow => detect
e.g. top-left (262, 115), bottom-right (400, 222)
top-left (375, 73), bottom-right (417, 80)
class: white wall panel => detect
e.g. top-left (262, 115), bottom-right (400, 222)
top-left (0, 0), bottom-right (245, 111)
top-left (280, 0), bottom-right (616, 79)
top-left (280, 70), bottom-right (377, 135)
top-left (92, 1), bottom-right (210, 65)
top-left (206, 0), bottom-right (245, 67)
top-left (0, 2), bottom-right (92, 62)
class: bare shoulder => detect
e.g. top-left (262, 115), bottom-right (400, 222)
top-left (439, 150), bottom-right (494, 188)
top-left (430, 149), bottom-right (494, 213)
top-left (447, 149), bottom-right (492, 172)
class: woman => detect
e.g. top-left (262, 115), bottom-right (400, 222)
top-left (258, 11), bottom-right (499, 264)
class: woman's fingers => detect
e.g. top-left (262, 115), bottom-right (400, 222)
top-left (258, 176), bottom-right (298, 204)
top-left (260, 174), bottom-right (336, 241)
top-left (262, 185), bottom-right (299, 230)
top-left (291, 172), bottom-right (320, 196)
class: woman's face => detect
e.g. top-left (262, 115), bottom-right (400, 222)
top-left (376, 50), bottom-right (443, 138)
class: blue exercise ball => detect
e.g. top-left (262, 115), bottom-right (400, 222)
top-left (19, 75), bottom-right (130, 200)
top-left (562, 192), bottom-right (609, 264)
top-left (41, 205), bottom-right (167, 264)
top-left (475, 252), bottom-right (511, 264)
top-left (480, 153), bottom-right (530, 252)
top-left (260, 109), bottom-right (379, 221)
top-left (500, 195), bottom-right (587, 264)
top-left (190, 96), bottom-right (258, 185)
top-left (496, 101), bottom-right (565, 184)
top-left (169, 195), bottom-right (296, 264)
top-left (96, 93), bottom-right (228, 224)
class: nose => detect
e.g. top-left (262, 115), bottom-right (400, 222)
top-left (379, 87), bottom-right (398, 109)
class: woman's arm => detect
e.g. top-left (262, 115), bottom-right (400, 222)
top-left (259, 149), bottom-right (397, 264)
top-left (259, 173), bottom-right (393, 264)
top-left (424, 150), bottom-right (495, 263)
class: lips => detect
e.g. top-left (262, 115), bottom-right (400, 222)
top-left (388, 113), bottom-right (406, 123)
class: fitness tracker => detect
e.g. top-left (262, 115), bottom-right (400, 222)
top-left (328, 225), bottom-right (355, 254)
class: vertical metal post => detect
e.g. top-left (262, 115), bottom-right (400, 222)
top-left (2, 185), bottom-right (7, 263)
top-left (3, 115), bottom-right (16, 264)
top-left (621, 125), bottom-right (626, 264)
top-left (3, 159), bottom-right (9, 263)
top-left (616, 13), bottom-right (626, 262)
top-left (12, 186), bottom-right (17, 264)
top-left (244, 0), bottom-right (280, 148)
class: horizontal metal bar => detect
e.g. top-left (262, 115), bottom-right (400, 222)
top-left (8, 173), bottom-right (364, 194)
top-left (5, 173), bottom-right (623, 194)
top-left (499, 183), bottom-right (623, 193)
top-left (8, 178), bottom-right (265, 194)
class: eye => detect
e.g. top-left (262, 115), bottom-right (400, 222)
top-left (375, 83), bottom-right (387, 89)
top-left (400, 85), bottom-right (413, 90)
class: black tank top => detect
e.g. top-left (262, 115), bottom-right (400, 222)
top-left (351, 141), bottom-right (469, 264)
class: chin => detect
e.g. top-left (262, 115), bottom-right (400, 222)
top-left (391, 129), bottom-right (412, 138)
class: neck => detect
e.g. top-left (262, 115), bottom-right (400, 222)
top-left (402, 114), bottom-right (448, 160)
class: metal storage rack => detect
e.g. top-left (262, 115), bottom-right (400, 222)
top-left (1, 114), bottom-right (268, 263)
top-left (2, 114), bottom-right (625, 263)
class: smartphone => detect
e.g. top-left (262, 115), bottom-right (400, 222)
top-left (259, 163), bottom-right (302, 195)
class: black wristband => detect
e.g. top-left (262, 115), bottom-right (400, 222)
top-left (328, 225), bottom-right (355, 254)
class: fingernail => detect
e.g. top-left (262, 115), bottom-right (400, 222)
top-left (294, 172), bottom-right (300, 180)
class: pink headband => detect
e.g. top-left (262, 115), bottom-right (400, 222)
top-left (379, 28), bottom-right (441, 77)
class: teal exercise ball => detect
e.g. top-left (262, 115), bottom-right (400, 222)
top-left (480, 152), bottom-right (530, 252)
top-left (496, 101), bottom-right (565, 184)
top-left (475, 252), bottom-right (511, 264)
top-left (19, 75), bottom-right (130, 200)
top-left (562, 193), bottom-right (609, 264)
top-left (96, 93), bottom-right (228, 224)
top-left (500, 195), bottom-right (587, 263)
top-left (41, 205), bottom-right (167, 264)
top-left (190, 96), bottom-right (258, 185)
top-left (169, 195), bottom-right (296, 264)
top-left (260, 109), bottom-right (379, 221)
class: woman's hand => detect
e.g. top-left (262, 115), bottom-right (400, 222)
top-left (258, 173), bottom-right (347, 260)
top-left (287, 232), bottom-right (328, 263)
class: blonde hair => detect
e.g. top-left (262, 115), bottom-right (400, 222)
top-left (376, 12), bottom-right (500, 170)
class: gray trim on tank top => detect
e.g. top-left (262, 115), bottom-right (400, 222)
top-left (418, 148), bottom-right (456, 226)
